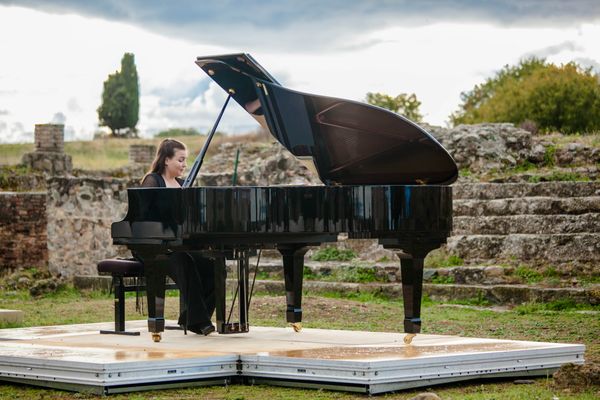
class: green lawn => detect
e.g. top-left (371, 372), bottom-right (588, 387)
top-left (0, 287), bottom-right (598, 399)
top-left (0, 133), bottom-right (262, 170)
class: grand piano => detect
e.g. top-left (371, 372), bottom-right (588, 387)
top-left (111, 53), bottom-right (457, 342)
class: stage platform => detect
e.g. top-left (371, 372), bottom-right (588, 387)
top-left (0, 321), bottom-right (585, 395)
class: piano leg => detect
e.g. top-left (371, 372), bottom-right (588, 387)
top-left (237, 250), bottom-right (250, 332)
top-left (141, 253), bottom-right (168, 342)
top-left (214, 254), bottom-right (227, 334)
top-left (399, 254), bottom-right (424, 341)
top-left (278, 244), bottom-right (309, 332)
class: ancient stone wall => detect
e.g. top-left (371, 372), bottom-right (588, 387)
top-left (0, 192), bottom-right (48, 274)
top-left (45, 177), bottom-right (134, 277)
top-left (129, 144), bottom-right (156, 165)
top-left (21, 124), bottom-right (72, 176)
top-left (34, 124), bottom-right (64, 152)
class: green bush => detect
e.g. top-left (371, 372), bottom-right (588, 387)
top-left (431, 275), bottom-right (455, 284)
top-left (155, 128), bottom-right (201, 137)
top-left (365, 92), bottom-right (423, 122)
top-left (451, 58), bottom-right (600, 134)
top-left (337, 266), bottom-right (378, 283)
top-left (515, 265), bottom-right (543, 284)
top-left (311, 247), bottom-right (357, 261)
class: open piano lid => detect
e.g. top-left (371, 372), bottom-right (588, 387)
top-left (195, 53), bottom-right (458, 186)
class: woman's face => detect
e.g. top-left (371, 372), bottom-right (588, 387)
top-left (164, 148), bottom-right (188, 178)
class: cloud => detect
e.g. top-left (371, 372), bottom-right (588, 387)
top-left (140, 81), bottom-right (258, 137)
top-left (0, 109), bottom-right (9, 115)
top-left (574, 57), bottom-right (600, 73)
top-left (0, 121), bottom-right (31, 144)
top-left (4, 0), bottom-right (600, 52)
top-left (51, 112), bottom-right (66, 124)
top-left (523, 40), bottom-right (585, 59)
top-left (67, 97), bottom-right (82, 113)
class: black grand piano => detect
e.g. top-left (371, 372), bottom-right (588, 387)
top-left (111, 53), bottom-right (457, 342)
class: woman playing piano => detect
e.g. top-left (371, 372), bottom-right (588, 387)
top-left (141, 138), bottom-right (216, 335)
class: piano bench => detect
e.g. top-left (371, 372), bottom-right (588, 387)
top-left (97, 258), bottom-right (178, 336)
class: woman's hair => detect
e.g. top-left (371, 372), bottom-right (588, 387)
top-left (141, 138), bottom-right (187, 183)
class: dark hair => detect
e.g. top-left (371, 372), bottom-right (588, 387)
top-left (141, 138), bottom-right (187, 183)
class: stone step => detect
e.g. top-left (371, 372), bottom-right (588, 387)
top-left (452, 213), bottom-right (600, 235)
top-left (453, 182), bottom-right (600, 200)
top-left (253, 280), bottom-right (599, 306)
top-left (72, 276), bottom-right (599, 306)
top-left (453, 196), bottom-right (600, 216)
top-left (229, 258), bottom-right (594, 284)
top-left (446, 233), bottom-right (600, 264)
top-left (0, 309), bottom-right (24, 325)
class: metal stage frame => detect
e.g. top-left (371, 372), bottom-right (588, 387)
top-left (0, 321), bottom-right (585, 395)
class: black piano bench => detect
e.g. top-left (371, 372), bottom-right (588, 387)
top-left (97, 258), bottom-right (181, 335)
top-left (97, 258), bottom-right (145, 336)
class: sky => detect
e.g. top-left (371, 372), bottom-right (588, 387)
top-left (1, 0), bottom-right (599, 143)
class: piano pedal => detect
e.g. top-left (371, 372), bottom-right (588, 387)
top-left (218, 322), bottom-right (249, 334)
top-left (165, 325), bottom-right (185, 333)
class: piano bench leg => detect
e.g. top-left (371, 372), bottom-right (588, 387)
top-left (99, 275), bottom-right (141, 336)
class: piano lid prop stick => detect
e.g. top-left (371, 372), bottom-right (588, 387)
top-left (183, 89), bottom-right (234, 188)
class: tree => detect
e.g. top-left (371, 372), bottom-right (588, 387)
top-left (450, 58), bottom-right (600, 134)
top-left (98, 53), bottom-right (139, 137)
top-left (155, 128), bottom-right (201, 137)
top-left (365, 92), bottom-right (423, 122)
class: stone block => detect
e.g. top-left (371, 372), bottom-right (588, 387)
top-left (129, 144), bottom-right (156, 165)
top-left (34, 124), bottom-right (64, 153)
top-left (0, 309), bottom-right (24, 324)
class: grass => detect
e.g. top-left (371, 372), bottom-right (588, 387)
top-left (513, 299), bottom-right (596, 315)
top-left (0, 132), bottom-right (265, 170)
top-left (0, 286), bottom-right (598, 398)
top-left (303, 264), bottom-right (384, 283)
top-left (424, 249), bottom-right (464, 268)
top-left (430, 274), bottom-right (456, 284)
top-left (514, 265), bottom-right (544, 284)
top-left (311, 247), bottom-right (357, 262)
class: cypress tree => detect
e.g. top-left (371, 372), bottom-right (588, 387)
top-left (97, 52), bottom-right (139, 137)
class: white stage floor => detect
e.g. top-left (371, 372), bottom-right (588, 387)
top-left (0, 321), bottom-right (585, 394)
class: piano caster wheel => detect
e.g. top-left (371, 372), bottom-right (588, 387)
top-left (151, 333), bottom-right (162, 342)
top-left (404, 333), bottom-right (416, 344)
top-left (291, 322), bottom-right (302, 332)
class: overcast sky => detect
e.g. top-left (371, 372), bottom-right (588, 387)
top-left (1, 0), bottom-right (599, 143)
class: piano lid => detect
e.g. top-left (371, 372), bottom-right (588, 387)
top-left (195, 53), bottom-right (458, 186)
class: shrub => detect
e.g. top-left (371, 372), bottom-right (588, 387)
top-left (311, 247), bottom-right (357, 261)
top-left (155, 128), bottom-right (201, 137)
top-left (515, 265), bottom-right (543, 284)
top-left (365, 92), bottom-right (423, 122)
top-left (451, 58), bottom-right (600, 134)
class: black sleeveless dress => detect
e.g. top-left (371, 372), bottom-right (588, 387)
top-left (141, 173), bottom-right (216, 333)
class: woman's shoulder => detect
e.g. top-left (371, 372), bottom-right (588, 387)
top-left (141, 173), bottom-right (166, 187)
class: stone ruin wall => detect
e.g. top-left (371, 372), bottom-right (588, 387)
top-left (1, 123), bottom-right (599, 278)
top-left (0, 192), bottom-right (48, 274)
top-left (21, 124), bottom-right (72, 176)
top-left (129, 144), bottom-right (156, 165)
top-left (45, 177), bottom-right (134, 277)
